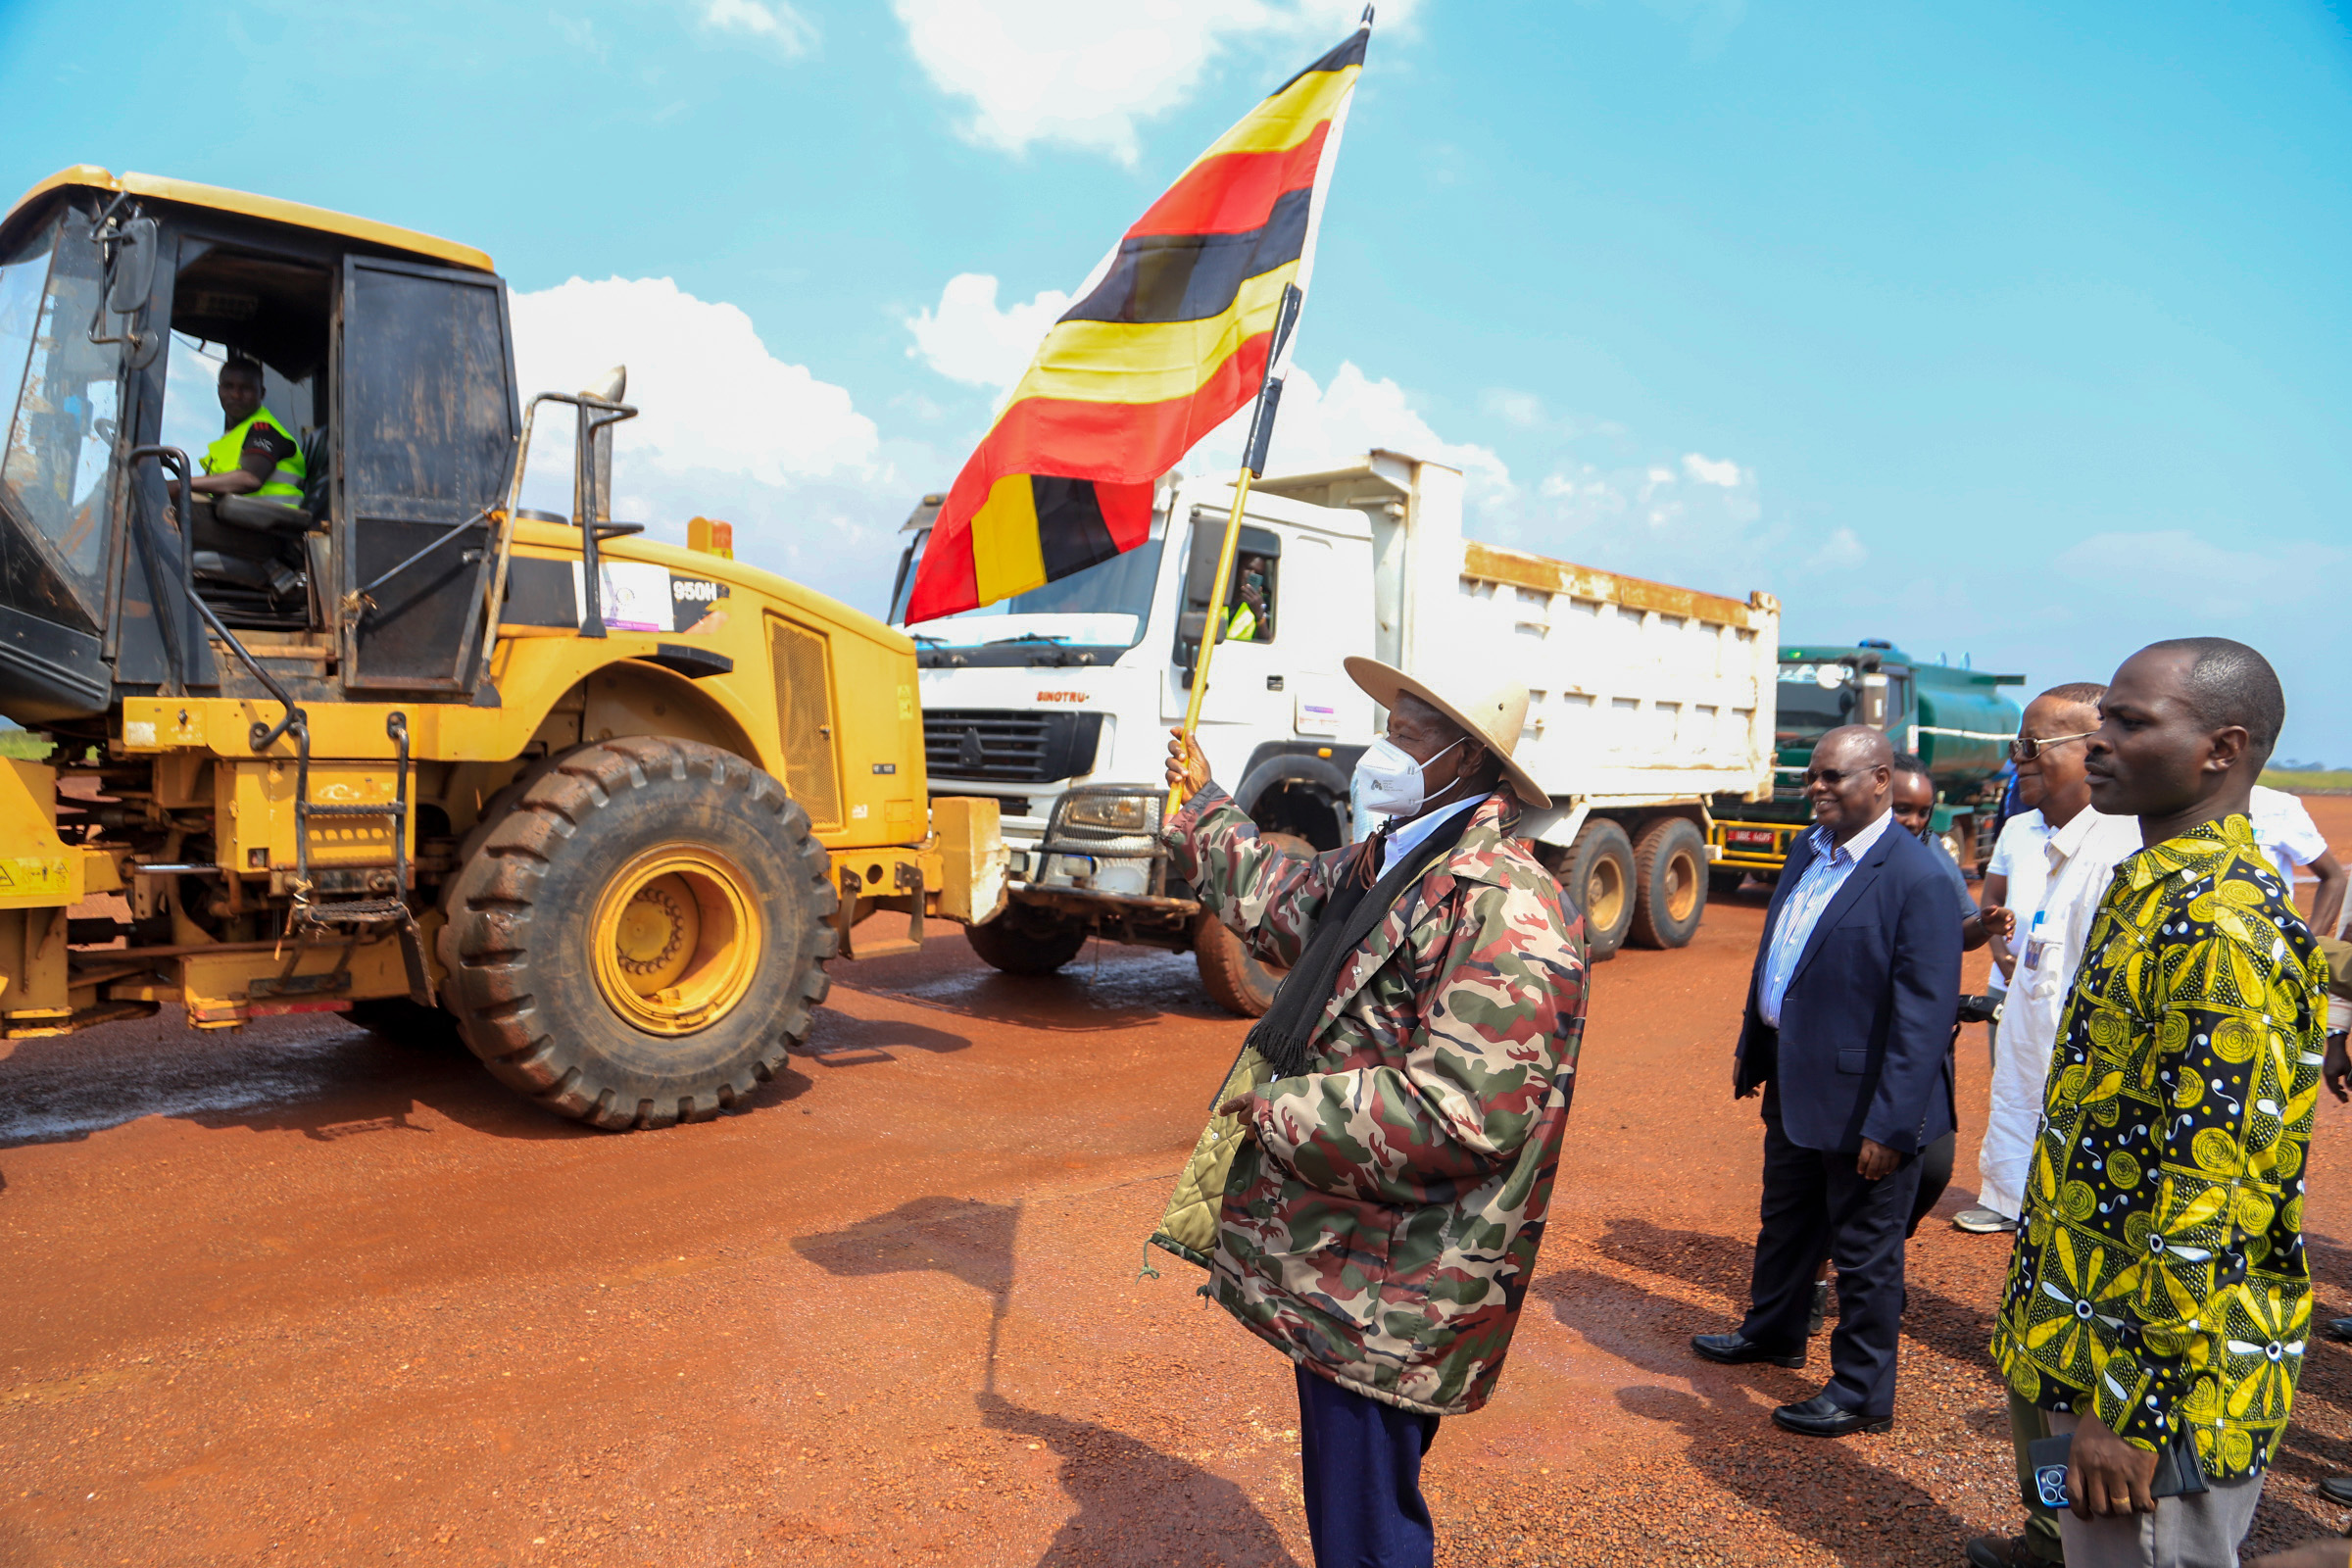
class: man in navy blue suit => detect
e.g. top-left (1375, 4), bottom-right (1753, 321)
top-left (1690, 723), bottom-right (1964, 1437)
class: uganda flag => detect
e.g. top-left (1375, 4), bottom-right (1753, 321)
top-left (904, 19), bottom-right (1368, 623)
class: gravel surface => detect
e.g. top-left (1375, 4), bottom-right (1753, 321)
top-left (0, 797), bottom-right (2344, 1567)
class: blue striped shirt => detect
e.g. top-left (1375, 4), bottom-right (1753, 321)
top-left (1759, 810), bottom-right (1895, 1028)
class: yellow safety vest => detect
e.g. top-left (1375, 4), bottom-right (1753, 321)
top-left (204, 407), bottom-right (305, 501)
top-left (1226, 602), bottom-right (1258, 642)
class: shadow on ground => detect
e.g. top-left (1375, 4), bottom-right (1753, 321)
top-left (0, 1007), bottom-right (812, 1155)
top-left (792, 1196), bottom-right (1299, 1566)
top-left (1561, 1216), bottom-right (2352, 1557)
top-left (795, 1008), bottom-right (973, 1066)
top-left (1546, 1260), bottom-right (1983, 1566)
top-left (834, 940), bottom-right (1227, 1033)
top-left (976, 1392), bottom-right (1300, 1568)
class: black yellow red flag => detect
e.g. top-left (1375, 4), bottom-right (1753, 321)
top-left (905, 20), bottom-right (1367, 623)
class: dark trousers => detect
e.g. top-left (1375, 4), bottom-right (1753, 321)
top-left (1296, 1365), bottom-right (1441, 1568)
top-left (1740, 1096), bottom-right (1922, 1419)
top-left (1908, 1130), bottom-right (1955, 1237)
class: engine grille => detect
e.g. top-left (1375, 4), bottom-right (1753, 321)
top-left (923, 709), bottom-right (1104, 786)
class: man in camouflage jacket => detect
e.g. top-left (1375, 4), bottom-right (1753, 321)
top-left (1153, 662), bottom-right (1587, 1567)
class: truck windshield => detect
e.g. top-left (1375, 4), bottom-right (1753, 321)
top-left (890, 526), bottom-right (1166, 649)
top-left (0, 211), bottom-right (121, 626)
top-left (1775, 662), bottom-right (1859, 744)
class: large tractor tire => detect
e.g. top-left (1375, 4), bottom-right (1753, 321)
top-left (1628, 817), bottom-right (1708, 950)
top-left (443, 737), bottom-right (837, 1130)
top-left (964, 906), bottom-right (1090, 975)
top-left (1191, 829), bottom-right (1311, 1017)
top-left (1562, 819), bottom-right (1637, 960)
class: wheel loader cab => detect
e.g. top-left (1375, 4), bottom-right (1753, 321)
top-left (0, 174), bottom-right (520, 725)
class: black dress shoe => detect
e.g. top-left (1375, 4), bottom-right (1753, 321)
top-left (1772, 1393), bottom-right (1891, 1437)
top-left (1690, 1332), bottom-right (1805, 1369)
top-left (1807, 1279), bottom-right (1830, 1336)
top-left (2328, 1316), bottom-right (2352, 1343)
top-left (2319, 1475), bottom-right (2352, 1504)
top-left (1965, 1535), bottom-right (2057, 1568)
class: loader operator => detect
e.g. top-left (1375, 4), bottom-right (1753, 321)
top-left (185, 356), bottom-right (304, 502)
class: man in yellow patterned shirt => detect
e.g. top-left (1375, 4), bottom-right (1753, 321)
top-left (1989, 637), bottom-right (2327, 1568)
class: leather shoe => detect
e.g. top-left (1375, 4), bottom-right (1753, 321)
top-left (1691, 1332), bottom-right (1804, 1369)
top-left (1772, 1393), bottom-right (1890, 1437)
top-left (2327, 1317), bottom-right (2352, 1343)
top-left (2318, 1475), bottom-right (2352, 1504)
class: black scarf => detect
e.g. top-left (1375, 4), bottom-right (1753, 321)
top-left (1244, 803), bottom-right (1482, 1079)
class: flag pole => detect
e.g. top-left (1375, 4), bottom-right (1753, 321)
top-left (1170, 282), bottom-right (1305, 815)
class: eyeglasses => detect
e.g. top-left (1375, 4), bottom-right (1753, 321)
top-left (2009, 729), bottom-right (2096, 762)
top-left (1803, 766), bottom-right (1878, 787)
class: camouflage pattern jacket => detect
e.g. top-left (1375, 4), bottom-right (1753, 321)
top-left (1152, 784), bottom-right (1588, 1417)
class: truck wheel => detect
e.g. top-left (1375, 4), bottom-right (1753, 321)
top-left (1629, 817), bottom-right (1708, 950)
top-left (1193, 829), bottom-right (1310, 1018)
top-left (1563, 819), bottom-right (1637, 960)
top-left (964, 906), bottom-right (1090, 975)
top-left (1195, 913), bottom-right (1286, 1017)
top-left (1708, 868), bottom-right (1747, 898)
top-left (444, 737), bottom-right (838, 1131)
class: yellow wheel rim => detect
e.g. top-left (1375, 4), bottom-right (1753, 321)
top-left (1665, 846), bottom-right (1700, 922)
top-left (1588, 856), bottom-right (1627, 932)
top-left (590, 844), bottom-right (763, 1036)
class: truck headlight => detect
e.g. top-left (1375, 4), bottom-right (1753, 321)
top-left (1060, 794), bottom-right (1154, 832)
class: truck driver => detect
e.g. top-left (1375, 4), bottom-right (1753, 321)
top-left (1226, 553), bottom-right (1271, 642)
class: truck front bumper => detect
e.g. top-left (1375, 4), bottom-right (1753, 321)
top-left (997, 783), bottom-right (1203, 947)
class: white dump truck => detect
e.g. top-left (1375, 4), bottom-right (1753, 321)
top-left (887, 451), bottom-right (1781, 1014)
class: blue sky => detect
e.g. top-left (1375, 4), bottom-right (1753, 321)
top-left (6, 0), bottom-right (2347, 760)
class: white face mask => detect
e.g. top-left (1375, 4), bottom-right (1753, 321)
top-left (1352, 736), bottom-right (1462, 818)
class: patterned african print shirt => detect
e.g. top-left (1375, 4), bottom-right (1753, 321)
top-left (1989, 813), bottom-right (2327, 1478)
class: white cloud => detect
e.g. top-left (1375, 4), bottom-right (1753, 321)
top-left (509, 277), bottom-right (911, 608)
top-left (1808, 526), bottom-right (1867, 570)
top-left (1189, 361), bottom-right (1514, 507)
top-left (1512, 447), bottom-right (1770, 589)
top-left (2054, 528), bottom-right (2345, 617)
top-left (1485, 389), bottom-right (1545, 428)
top-left (513, 276), bottom-right (875, 484)
top-left (891, 0), bottom-right (1414, 164)
top-left (702, 0), bottom-right (816, 53)
top-left (905, 273), bottom-right (1071, 390)
top-left (1682, 452), bottom-right (1743, 487)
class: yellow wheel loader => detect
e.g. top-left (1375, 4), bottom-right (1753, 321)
top-left (0, 168), bottom-right (1003, 1127)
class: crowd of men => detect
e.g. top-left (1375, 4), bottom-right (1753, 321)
top-left (1155, 634), bottom-right (2340, 1568)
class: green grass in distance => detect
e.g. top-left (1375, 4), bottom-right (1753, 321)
top-left (0, 731), bottom-right (53, 760)
top-left (2262, 769), bottom-right (2352, 793)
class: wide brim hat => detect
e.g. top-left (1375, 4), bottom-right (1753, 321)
top-left (1343, 656), bottom-right (1549, 808)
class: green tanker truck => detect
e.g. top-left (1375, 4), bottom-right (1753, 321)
top-left (1708, 639), bottom-right (2025, 884)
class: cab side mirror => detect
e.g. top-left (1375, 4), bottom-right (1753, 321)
top-left (104, 217), bottom-right (158, 316)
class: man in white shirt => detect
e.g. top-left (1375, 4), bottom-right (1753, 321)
top-left (2249, 783), bottom-right (2346, 935)
top-left (1954, 684), bottom-right (2136, 1237)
